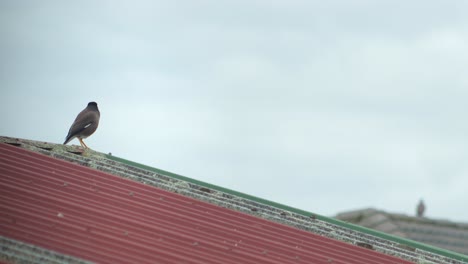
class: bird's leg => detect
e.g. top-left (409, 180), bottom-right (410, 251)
top-left (78, 138), bottom-right (85, 148)
top-left (78, 138), bottom-right (89, 149)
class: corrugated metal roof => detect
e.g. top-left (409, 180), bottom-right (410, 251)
top-left (336, 208), bottom-right (468, 255)
top-left (2, 136), bottom-right (468, 263)
top-left (0, 141), bottom-right (412, 264)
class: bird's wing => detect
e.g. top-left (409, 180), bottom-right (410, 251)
top-left (64, 110), bottom-right (99, 142)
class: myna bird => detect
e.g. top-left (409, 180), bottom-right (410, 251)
top-left (64, 102), bottom-right (100, 149)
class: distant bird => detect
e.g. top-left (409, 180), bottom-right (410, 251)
top-left (64, 102), bottom-right (100, 149)
top-left (416, 199), bottom-right (425, 217)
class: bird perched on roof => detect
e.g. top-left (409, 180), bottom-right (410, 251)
top-left (64, 102), bottom-right (100, 149)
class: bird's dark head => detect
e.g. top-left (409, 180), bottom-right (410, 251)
top-left (88, 102), bottom-right (98, 107)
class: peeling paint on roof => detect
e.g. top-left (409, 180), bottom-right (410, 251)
top-left (1, 136), bottom-right (467, 264)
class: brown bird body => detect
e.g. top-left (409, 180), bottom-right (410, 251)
top-left (64, 102), bottom-right (100, 148)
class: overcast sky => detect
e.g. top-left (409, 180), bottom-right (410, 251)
top-left (2, 1), bottom-right (468, 222)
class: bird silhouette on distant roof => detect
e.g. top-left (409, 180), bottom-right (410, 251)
top-left (416, 199), bottom-right (425, 217)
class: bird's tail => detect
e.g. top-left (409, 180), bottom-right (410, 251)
top-left (63, 135), bottom-right (73, 145)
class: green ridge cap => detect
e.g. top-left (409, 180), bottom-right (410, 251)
top-left (107, 154), bottom-right (468, 262)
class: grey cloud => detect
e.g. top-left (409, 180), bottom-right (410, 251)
top-left (2, 0), bottom-right (468, 221)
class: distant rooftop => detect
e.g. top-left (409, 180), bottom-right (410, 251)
top-left (1, 136), bottom-right (467, 263)
top-left (336, 208), bottom-right (468, 256)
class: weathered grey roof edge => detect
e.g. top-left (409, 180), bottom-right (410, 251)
top-left (1, 136), bottom-right (467, 264)
top-left (0, 236), bottom-right (93, 264)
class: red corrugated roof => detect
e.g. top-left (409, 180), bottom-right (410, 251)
top-left (0, 143), bottom-right (412, 264)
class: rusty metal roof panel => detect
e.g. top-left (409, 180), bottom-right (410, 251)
top-left (0, 142), bottom-right (412, 264)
